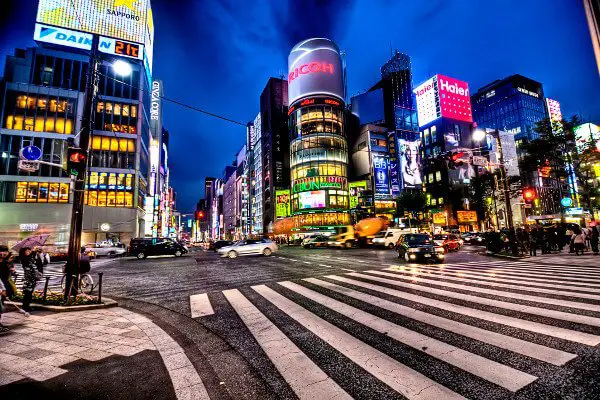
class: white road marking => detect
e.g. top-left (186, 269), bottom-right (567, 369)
top-left (326, 275), bottom-right (600, 346)
top-left (223, 289), bottom-right (351, 400)
top-left (189, 293), bottom-right (214, 318)
top-left (279, 281), bottom-right (537, 392)
top-left (252, 284), bottom-right (464, 400)
top-left (303, 278), bottom-right (576, 366)
top-left (367, 270), bottom-right (600, 313)
top-left (451, 262), bottom-right (600, 279)
top-left (319, 264), bottom-right (334, 268)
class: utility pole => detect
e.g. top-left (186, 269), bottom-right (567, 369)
top-left (65, 35), bottom-right (98, 299)
top-left (494, 130), bottom-right (519, 255)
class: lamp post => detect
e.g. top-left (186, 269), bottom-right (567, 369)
top-left (64, 36), bottom-right (132, 298)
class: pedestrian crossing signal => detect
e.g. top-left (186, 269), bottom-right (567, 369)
top-left (66, 147), bottom-right (87, 176)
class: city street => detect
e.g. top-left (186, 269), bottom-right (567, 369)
top-left (66, 246), bottom-right (600, 399)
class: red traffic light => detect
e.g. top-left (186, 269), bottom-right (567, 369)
top-left (523, 187), bottom-right (537, 203)
top-left (69, 151), bottom-right (86, 163)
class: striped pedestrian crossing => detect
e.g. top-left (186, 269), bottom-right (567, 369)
top-left (190, 258), bottom-right (600, 398)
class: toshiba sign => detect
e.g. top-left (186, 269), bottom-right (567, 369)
top-left (414, 74), bottom-right (472, 127)
top-left (288, 38), bottom-right (344, 106)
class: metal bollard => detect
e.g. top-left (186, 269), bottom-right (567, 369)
top-left (42, 276), bottom-right (50, 303)
top-left (97, 272), bottom-right (103, 304)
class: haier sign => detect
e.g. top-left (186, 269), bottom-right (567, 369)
top-left (414, 74), bottom-right (473, 127)
top-left (34, 23), bottom-right (93, 50)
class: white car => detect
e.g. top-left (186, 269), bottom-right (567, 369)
top-left (84, 243), bottom-right (127, 257)
top-left (218, 239), bottom-right (278, 258)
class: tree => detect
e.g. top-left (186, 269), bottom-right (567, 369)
top-left (396, 190), bottom-right (428, 227)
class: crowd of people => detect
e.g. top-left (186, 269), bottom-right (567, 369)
top-left (486, 223), bottom-right (600, 256)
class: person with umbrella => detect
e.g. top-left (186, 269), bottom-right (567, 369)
top-left (19, 247), bottom-right (38, 312)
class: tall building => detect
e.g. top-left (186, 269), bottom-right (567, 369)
top-left (471, 74), bottom-right (548, 143)
top-left (250, 113), bottom-right (263, 234)
top-left (235, 145), bottom-right (248, 239)
top-left (584, 0), bottom-right (600, 75)
top-left (222, 164), bottom-right (237, 239)
top-left (288, 38), bottom-right (350, 229)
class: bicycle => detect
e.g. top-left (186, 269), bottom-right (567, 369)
top-left (60, 273), bottom-right (96, 295)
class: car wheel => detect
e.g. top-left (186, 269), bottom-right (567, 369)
top-left (263, 248), bottom-right (272, 256)
top-left (108, 251), bottom-right (115, 258)
top-left (404, 252), bottom-right (411, 262)
top-left (136, 252), bottom-right (146, 259)
top-left (174, 250), bottom-right (182, 257)
top-left (227, 250), bottom-right (238, 259)
top-left (345, 241), bottom-right (352, 249)
top-left (387, 243), bottom-right (395, 249)
top-left (308, 244), bottom-right (314, 249)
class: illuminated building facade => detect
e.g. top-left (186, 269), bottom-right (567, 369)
top-left (288, 38), bottom-right (350, 229)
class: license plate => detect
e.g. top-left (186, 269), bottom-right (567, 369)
top-left (424, 254), bottom-right (431, 258)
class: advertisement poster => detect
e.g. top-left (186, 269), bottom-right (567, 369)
top-left (349, 181), bottom-right (367, 209)
top-left (275, 190), bottom-right (290, 218)
top-left (457, 210), bottom-right (478, 223)
top-left (298, 190), bottom-right (326, 209)
top-left (373, 156), bottom-right (390, 196)
top-left (433, 212), bottom-right (447, 225)
top-left (398, 139), bottom-right (422, 188)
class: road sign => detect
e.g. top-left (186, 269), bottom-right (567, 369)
top-left (472, 156), bottom-right (487, 166)
top-left (18, 160), bottom-right (39, 172)
top-left (20, 145), bottom-right (42, 161)
top-left (561, 197), bottom-right (573, 207)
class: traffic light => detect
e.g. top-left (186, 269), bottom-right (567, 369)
top-left (522, 187), bottom-right (537, 204)
top-left (66, 147), bottom-right (87, 176)
top-left (447, 151), bottom-right (465, 169)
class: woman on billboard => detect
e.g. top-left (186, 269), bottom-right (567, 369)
top-left (400, 140), bottom-right (422, 187)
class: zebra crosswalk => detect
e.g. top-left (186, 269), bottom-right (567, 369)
top-left (192, 259), bottom-right (600, 399)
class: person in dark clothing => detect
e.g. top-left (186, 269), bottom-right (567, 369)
top-left (0, 246), bottom-right (16, 299)
top-left (19, 247), bottom-right (38, 312)
top-left (590, 226), bottom-right (599, 256)
top-left (529, 228), bottom-right (537, 256)
top-left (536, 228), bottom-right (545, 254)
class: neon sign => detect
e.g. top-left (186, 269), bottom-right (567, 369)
top-left (293, 176), bottom-right (347, 193)
top-left (288, 62), bottom-right (334, 83)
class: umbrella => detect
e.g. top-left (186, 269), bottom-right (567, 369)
top-left (11, 234), bottom-right (50, 251)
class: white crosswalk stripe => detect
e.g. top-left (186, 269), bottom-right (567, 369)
top-left (190, 258), bottom-right (600, 398)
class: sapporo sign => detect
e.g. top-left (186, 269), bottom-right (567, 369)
top-left (293, 176), bottom-right (347, 193)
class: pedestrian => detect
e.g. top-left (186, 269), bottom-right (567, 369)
top-left (566, 226), bottom-right (575, 253)
top-left (536, 227), bottom-right (545, 255)
top-left (0, 278), bottom-right (8, 333)
top-left (572, 229), bottom-right (586, 256)
top-left (0, 246), bottom-right (17, 300)
top-left (583, 226), bottom-right (592, 251)
top-left (590, 225), bottom-right (599, 256)
top-left (529, 228), bottom-right (537, 256)
top-left (19, 247), bottom-right (38, 312)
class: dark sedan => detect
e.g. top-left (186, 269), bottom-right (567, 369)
top-left (208, 240), bottom-right (234, 252)
top-left (396, 234), bottom-right (445, 263)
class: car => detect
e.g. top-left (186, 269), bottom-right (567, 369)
top-left (301, 234), bottom-right (322, 247)
top-left (372, 229), bottom-right (405, 249)
top-left (463, 232), bottom-right (485, 245)
top-left (84, 243), bottom-right (127, 257)
top-left (208, 240), bottom-right (234, 252)
top-left (433, 234), bottom-right (462, 252)
top-left (129, 237), bottom-right (188, 259)
top-left (303, 236), bottom-right (329, 249)
top-left (396, 234), bottom-right (445, 263)
top-left (218, 239), bottom-right (278, 258)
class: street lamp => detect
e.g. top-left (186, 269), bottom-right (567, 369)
top-left (112, 60), bottom-right (132, 76)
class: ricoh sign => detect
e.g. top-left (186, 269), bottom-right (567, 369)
top-left (288, 38), bottom-right (344, 106)
top-left (414, 74), bottom-right (473, 127)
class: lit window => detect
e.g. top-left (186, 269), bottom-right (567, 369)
top-left (16, 182), bottom-right (27, 202)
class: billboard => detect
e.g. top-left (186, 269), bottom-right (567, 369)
top-left (574, 123), bottom-right (600, 153)
top-left (457, 210), bottom-right (478, 223)
top-left (373, 156), bottom-right (390, 196)
top-left (275, 190), bottom-right (291, 218)
top-left (349, 181), bottom-right (367, 209)
top-left (398, 139), bottom-right (422, 188)
top-left (546, 98), bottom-right (562, 122)
top-left (298, 191), bottom-right (326, 209)
top-left (36, 0), bottom-right (153, 45)
top-left (414, 74), bottom-right (472, 127)
top-left (288, 38), bottom-right (344, 105)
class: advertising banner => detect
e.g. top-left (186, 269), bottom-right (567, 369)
top-left (373, 156), bottom-right (390, 196)
top-left (37, 0), bottom-right (153, 45)
top-left (433, 212), bottom-right (447, 225)
top-left (293, 176), bottom-right (347, 193)
top-left (275, 190), bottom-right (291, 218)
top-left (288, 38), bottom-right (344, 105)
top-left (349, 181), bottom-right (367, 209)
top-left (413, 77), bottom-right (438, 127)
top-left (398, 139), bottom-right (422, 188)
top-left (298, 191), bottom-right (326, 209)
top-left (414, 74), bottom-right (472, 127)
top-left (457, 210), bottom-right (478, 223)
top-left (34, 23), bottom-right (93, 50)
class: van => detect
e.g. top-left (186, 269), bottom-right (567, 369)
top-left (129, 237), bottom-right (188, 259)
top-left (372, 229), bottom-right (406, 249)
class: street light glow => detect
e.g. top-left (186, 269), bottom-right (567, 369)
top-left (112, 60), bottom-right (132, 76)
top-left (472, 129), bottom-right (487, 142)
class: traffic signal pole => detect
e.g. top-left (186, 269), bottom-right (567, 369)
top-left (494, 130), bottom-right (519, 255)
top-left (65, 35), bottom-right (98, 299)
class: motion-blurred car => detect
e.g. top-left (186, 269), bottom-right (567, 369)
top-left (84, 243), bottom-right (127, 257)
top-left (303, 236), bottom-right (329, 249)
top-left (218, 239), bottom-right (278, 258)
top-left (396, 234), bottom-right (445, 263)
top-left (208, 240), bottom-right (234, 252)
top-left (463, 232), bottom-right (485, 245)
top-left (433, 234), bottom-right (462, 252)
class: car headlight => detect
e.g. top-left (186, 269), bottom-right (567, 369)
top-left (435, 247), bottom-right (445, 253)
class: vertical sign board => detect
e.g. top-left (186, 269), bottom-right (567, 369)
top-left (373, 156), bottom-right (390, 197)
top-left (275, 190), bottom-right (291, 218)
top-left (414, 74), bottom-right (472, 128)
top-left (349, 181), bottom-right (367, 209)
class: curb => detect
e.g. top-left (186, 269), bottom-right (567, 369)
top-left (5, 297), bottom-right (118, 312)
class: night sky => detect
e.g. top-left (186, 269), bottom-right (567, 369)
top-left (1, 0), bottom-right (599, 211)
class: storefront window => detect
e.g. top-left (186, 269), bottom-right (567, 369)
top-left (14, 181), bottom-right (69, 203)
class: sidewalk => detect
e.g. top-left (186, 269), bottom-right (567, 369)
top-left (0, 307), bottom-right (209, 399)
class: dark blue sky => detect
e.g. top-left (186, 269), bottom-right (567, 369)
top-left (1, 0), bottom-right (599, 211)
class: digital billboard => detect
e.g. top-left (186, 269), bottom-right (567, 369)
top-left (398, 139), bottom-right (422, 188)
top-left (414, 74), bottom-right (472, 127)
top-left (275, 190), bottom-right (291, 218)
top-left (373, 156), bottom-right (390, 196)
top-left (546, 98), bottom-right (562, 122)
top-left (36, 0), bottom-right (153, 45)
top-left (288, 38), bottom-right (344, 106)
top-left (349, 181), bottom-right (367, 209)
top-left (298, 191), bottom-right (326, 209)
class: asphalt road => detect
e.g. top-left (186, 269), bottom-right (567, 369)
top-left (76, 245), bottom-right (600, 399)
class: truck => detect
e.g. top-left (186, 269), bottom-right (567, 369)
top-left (328, 218), bottom-right (387, 249)
top-left (371, 228), bottom-right (409, 249)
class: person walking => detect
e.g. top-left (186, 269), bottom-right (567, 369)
top-left (529, 228), bottom-right (537, 256)
top-left (19, 247), bottom-right (38, 312)
top-left (0, 278), bottom-right (8, 333)
top-left (0, 246), bottom-right (17, 300)
top-left (572, 229), bottom-right (586, 256)
top-left (590, 225), bottom-right (599, 256)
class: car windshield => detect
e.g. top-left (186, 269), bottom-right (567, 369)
top-left (374, 232), bottom-right (386, 238)
top-left (404, 235), bottom-right (432, 245)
